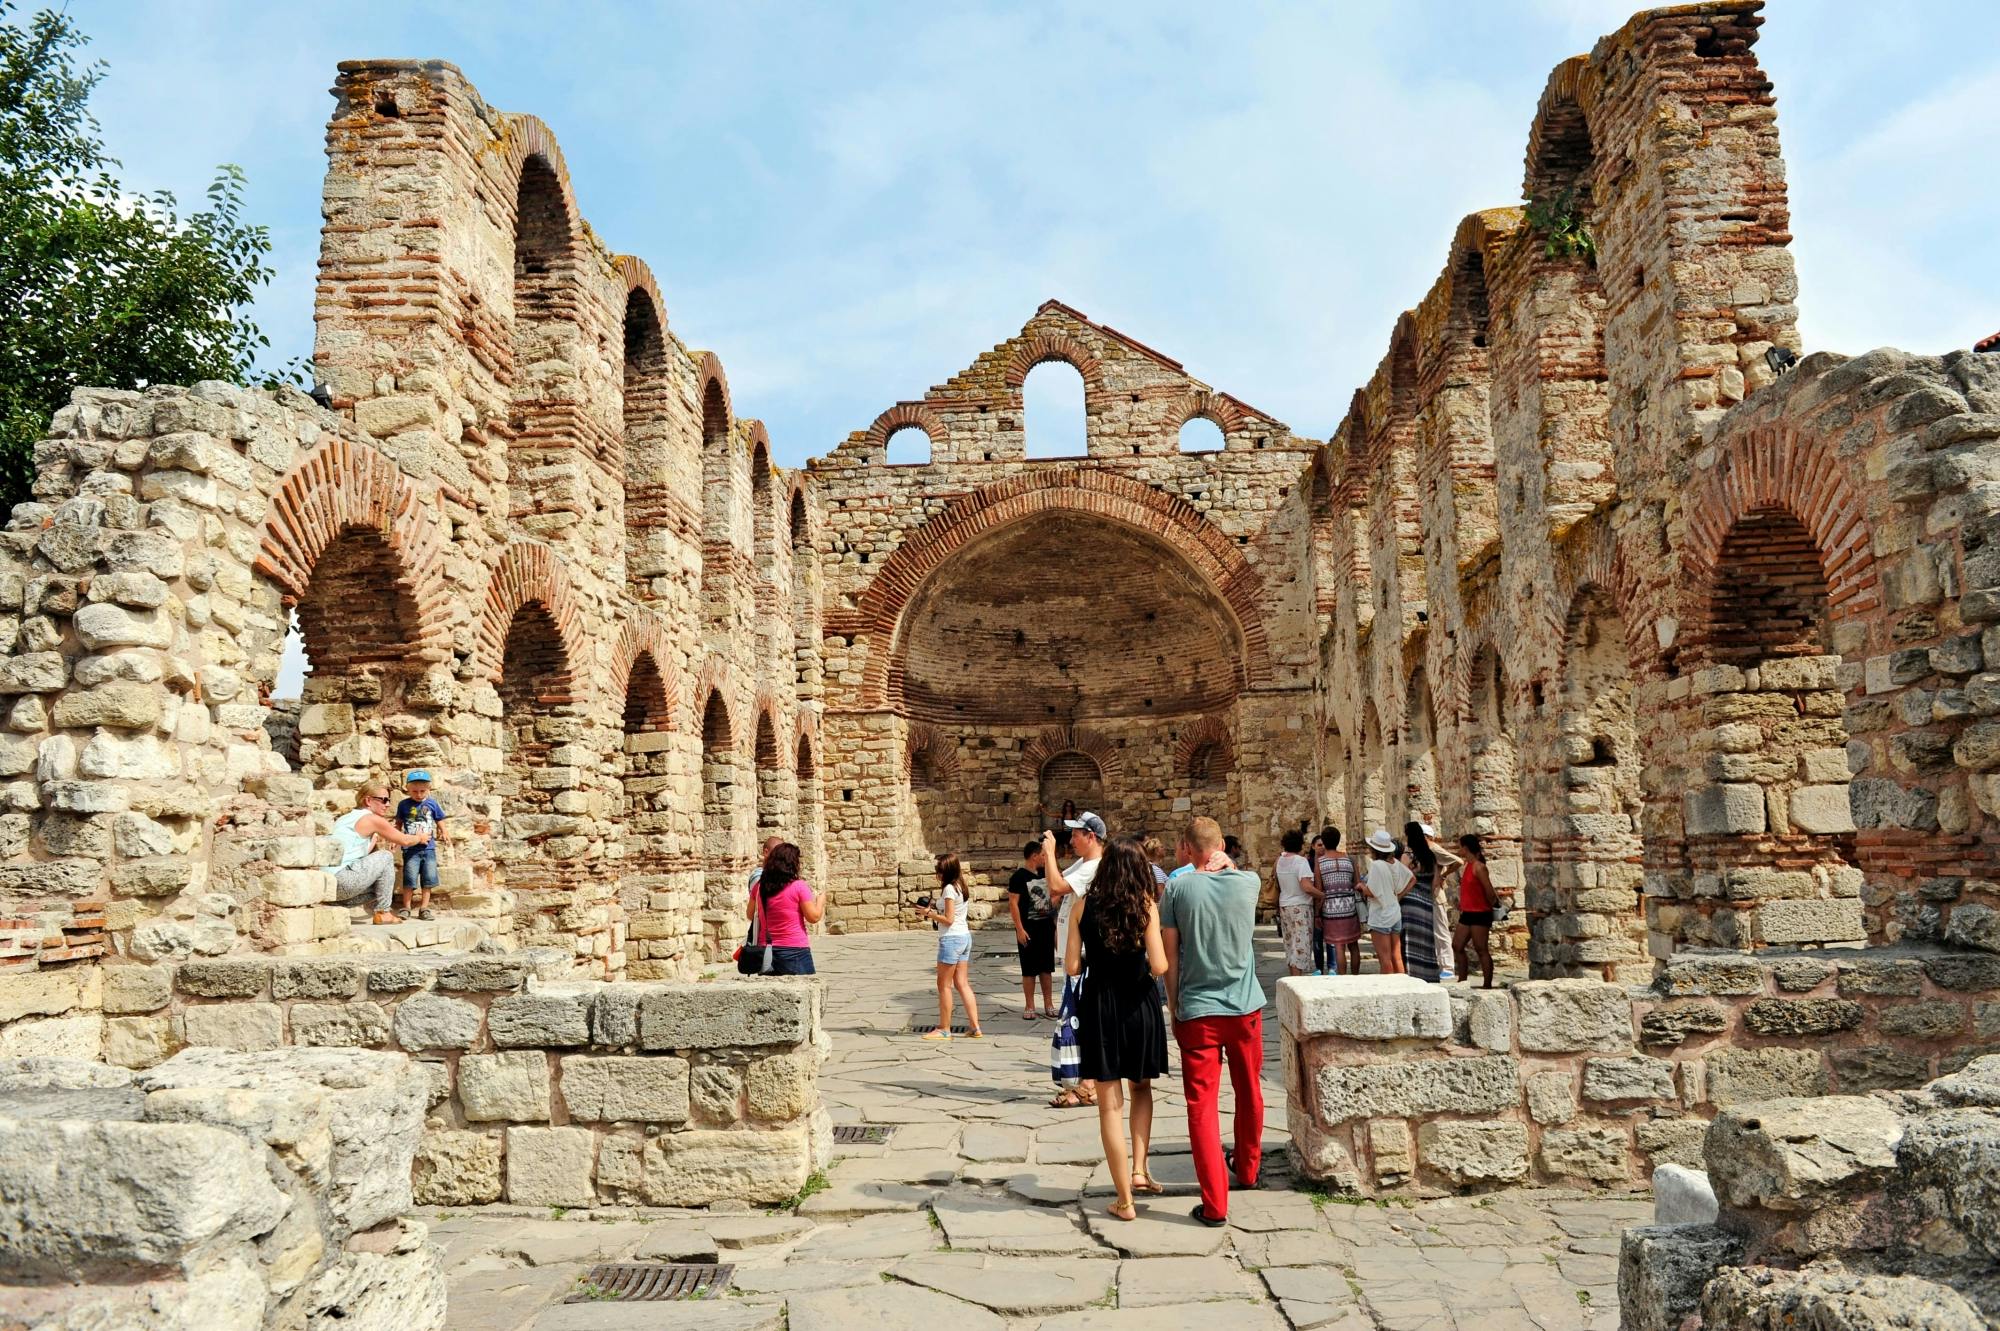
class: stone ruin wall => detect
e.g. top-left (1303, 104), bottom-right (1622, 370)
top-left (0, 57), bottom-right (832, 1026)
top-left (810, 301), bottom-right (1322, 927)
top-left (1314, 0), bottom-right (2000, 984)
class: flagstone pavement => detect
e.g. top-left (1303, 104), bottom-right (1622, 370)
top-left (427, 929), bottom-right (1639, 1330)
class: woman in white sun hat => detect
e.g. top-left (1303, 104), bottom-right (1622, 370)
top-left (1362, 829), bottom-right (1409, 974)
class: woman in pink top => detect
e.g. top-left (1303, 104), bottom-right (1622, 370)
top-left (745, 842), bottom-right (823, 974)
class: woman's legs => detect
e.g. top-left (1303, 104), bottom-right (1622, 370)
top-left (936, 963), bottom-right (955, 1031)
top-left (1452, 922), bottom-right (1472, 982)
top-left (1096, 1077), bottom-right (1134, 1216)
top-left (1471, 925), bottom-right (1494, 987)
top-left (1021, 971), bottom-right (1038, 1016)
top-left (1373, 930), bottom-right (1403, 974)
top-left (1342, 941), bottom-right (1362, 975)
top-left (1311, 922), bottom-right (1326, 975)
top-left (953, 961), bottom-right (982, 1034)
top-left (1129, 1079), bottom-right (1154, 1185)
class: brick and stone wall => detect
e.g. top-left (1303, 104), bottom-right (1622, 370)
top-left (82, 948), bottom-right (829, 1209)
top-left (1618, 1054), bottom-right (2000, 1329)
top-left (0, 1047), bottom-right (445, 1331)
top-left (1282, 948), bottom-right (2000, 1197)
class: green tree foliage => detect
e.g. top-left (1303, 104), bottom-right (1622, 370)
top-left (1523, 187), bottom-right (1596, 264)
top-left (0, 2), bottom-right (281, 510)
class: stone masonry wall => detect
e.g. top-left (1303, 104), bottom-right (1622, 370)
top-left (82, 948), bottom-right (830, 1210)
top-left (1282, 947), bottom-right (2000, 1198)
top-left (0, 1047), bottom-right (444, 1331)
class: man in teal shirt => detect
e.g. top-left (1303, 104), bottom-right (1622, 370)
top-left (1161, 816), bottom-right (1266, 1226)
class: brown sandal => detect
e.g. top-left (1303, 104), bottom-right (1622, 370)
top-left (1049, 1089), bottom-right (1086, 1108)
top-left (1131, 1172), bottom-right (1165, 1196)
top-left (1105, 1200), bottom-right (1138, 1222)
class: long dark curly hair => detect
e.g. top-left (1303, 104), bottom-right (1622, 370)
top-left (760, 842), bottom-right (802, 901)
top-left (1088, 836), bottom-right (1155, 955)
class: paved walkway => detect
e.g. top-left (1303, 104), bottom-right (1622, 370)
top-left (428, 929), bottom-right (1637, 1330)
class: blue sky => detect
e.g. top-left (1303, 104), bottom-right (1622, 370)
top-left (66, 0), bottom-right (2000, 468)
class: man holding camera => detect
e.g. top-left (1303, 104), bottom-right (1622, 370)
top-left (1042, 811), bottom-right (1105, 1108)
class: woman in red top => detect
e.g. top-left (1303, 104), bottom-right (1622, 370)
top-left (745, 842), bottom-right (823, 975)
top-left (1450, 834), bottom-right (1502, 989)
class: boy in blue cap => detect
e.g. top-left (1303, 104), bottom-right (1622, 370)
top-left (394, 770), bottom-right (446, 920)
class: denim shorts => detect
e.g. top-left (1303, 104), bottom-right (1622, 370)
top-left (402, 849), bottom-right (438, 890)
top-left (937, 934), bottom-right (972, 965)
top-left (1370, 917), bottom-right (1403, 935)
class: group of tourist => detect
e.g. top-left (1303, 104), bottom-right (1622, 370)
top-left (980, 808), bottom-right (1263, 1226)
top-left (1274, 821), bottom-right (1505, 988)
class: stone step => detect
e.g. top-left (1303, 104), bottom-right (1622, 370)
top-left (335, 916), bottom-right (493, 953)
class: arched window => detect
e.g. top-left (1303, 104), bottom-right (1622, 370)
top-left (1038, 751), bottom-right (1105, 816)
top-left (1179, 416), bottom-right (1225, 454)
top-left (754, 710), bottom-right (784, 845)
top-left (1023, 360), bottom-right (1086, 459)
top-left (885, 425), bottom-right (931, 466)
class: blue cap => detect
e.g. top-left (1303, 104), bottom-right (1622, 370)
top-left (405, 770), bottom-right (434, 784)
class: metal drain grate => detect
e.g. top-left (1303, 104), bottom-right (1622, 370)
top-left (909, 1023), bottom-right (972, 1035)
top-left (568, 1263), bottom-right (733, 1302)
top-left (832, 1124), bottom-right (895, 1145)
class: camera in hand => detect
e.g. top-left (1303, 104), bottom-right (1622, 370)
top-left (914, 894), bottom-right (934, 910)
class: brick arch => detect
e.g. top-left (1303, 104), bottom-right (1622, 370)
top-left (905, 722), bottom-right (962, 787)
top-left (865, 402), bottom-right (946, 450)
top-left (475, 542), bottom-right (586, 687)
top-left (837, 469), bottom-right (1273, 711)
top-left (609, 616), bottom-right (678, 727)
top-left (615, 254), bottom-right (669, 331)
top-left (1168, 389), bottom-right (1248, 438)
top-left (1003, 332), bottom-right (1104, 396)
top-left (256, 439), bottom-right (453, 659)
top-left (1545, 522), bottom-right (1655, 684)
top-left (1172, 715), bottom-right (1234, 782)
top-left (1681, 425), bottom-right (1880, 624)
top-left (785, 480), bottom-right (812, 549)
top-left (693, 351), bottom-right (732, 441)
top-left (751, 691), bottom-right (786, 761)
top-left (792, 710), bottom-right (820, 759)
top-left (499, 117), bottom-right (585, 253)
top-left (1020, 726), bottom-right (1122, 784)
top-left (687, 656), bottom-right (740, 739)
top-left (1523, 56), bottom-right (1600, 202)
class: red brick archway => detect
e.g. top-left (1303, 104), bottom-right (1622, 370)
top-left (256, 438), bottom-right (453, 660)
top-left (832, 470), bottom-right (1274, 712)
top-left (1020, 725), bottom-right (1122, 784)
top-left (475, 541), bottom-right (586, 691)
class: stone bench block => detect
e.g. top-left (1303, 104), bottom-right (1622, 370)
top-left (1417, 1119), bottom-right (1528, 1184)
top-left (1312, 1054), bottom-right (1518, 1125)
top-left (1276, 974), bottom-right (1450, 1042)
top-left (1513, 978), bottom-right (1635, 1052)
top-left (1618, 1224), bottom-right (1743, 1331)
top-left (560, 1054), bottom-right (690, 1123)
top-left (1705, 1095), bottom-right (1901, 1211)
top-left (638, 981), bottom-right (813, 1051)
top-left (489, 991), bottom-right (591, 1047)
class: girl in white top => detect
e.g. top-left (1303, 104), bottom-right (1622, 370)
top-left (1272, 828), bottom-right (1320, 976)
top-left (1362, 829), bottom-right (1411, 974)
top-left (916, 853), bottom-right (983, 1041)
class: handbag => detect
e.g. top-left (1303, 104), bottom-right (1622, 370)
top-left (735, 890), bottom-right (775, 975)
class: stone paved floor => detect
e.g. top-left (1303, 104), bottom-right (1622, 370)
top-left (426, 929), bottom-right (1638, 1330)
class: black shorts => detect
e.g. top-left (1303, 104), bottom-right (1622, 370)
top-left (1459, 910), bottom-right (1494, 927)
top-left (1018, 914), bottom-right (1058, 976)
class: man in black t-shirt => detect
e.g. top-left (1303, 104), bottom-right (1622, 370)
top-left (1008, 839), bottom-right (1058, 1019)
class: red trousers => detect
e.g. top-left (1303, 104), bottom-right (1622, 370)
top-left (1175, 1010), bottom-right (1264, 1219)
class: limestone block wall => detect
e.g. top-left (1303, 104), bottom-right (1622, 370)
top-left (1618, 1055), bottom-right (2000, 1330)
top-left (87, 949), bottom-right (830, 1209)
top-left (812, 301), bottom-right (1322, 927)
top-left (1281, 946), bottom-right (2000, 1197)
top-left (1308, 0), bottom-right (2000, 981)
top-left (0, 1047), bottom-right (444, 1331)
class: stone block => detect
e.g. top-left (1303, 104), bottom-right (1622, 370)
top-left (1618, 1224), bottom-right (1743, 1331)
top-left (692, 1063), bottom-right (744, 1125)
top-left (488, 991), bottom-right (591, 1048)
top-left (1880, 1000), bottom-right (1966, 1040)
top-left (1275, 974), bottom-right (1450, 1042)
top-left (1946, 902), bottom-right (2000, 952)
top-left (1701, 1266), bottom-right (1985, 1331)
top-left (181, 1002), bottom-right (283, 1052)
top-left (1313, 1055), bottom-right (1518, 1124)
top-left (1924, 951), bottom-right (2000, 991)
top-left (1706, 1096), bottom-right (1902, 1210)
top-left (1831, 1046), bottom-right (1931, 1092)
top-left (291, 1002), bottom-right (391, 1048)
top-left (1706, 1047), bottom-right (1826, 1106)
top-left (0, 967), bottom-right (98, 1023)
top-left (1742, 997), bottom-right (1865, 1036)
top-left (639, 982), bottom-right (813, 1050)
top-left (1786, 784), bottom-right (1856, 833)
top-left (271, 959), bottom-right (363, 1000)
top-left (412, 1129), bottom-right (503, 1206)
top-left (592, 985), bottom-right (643, 1047)
top-left (559, 1055), bottom-right (690, 1122)
top-left (1659, 955), bottom-right (1768, 997)
top-left (436, 955), bottom-right (531, 993)
top-left (639, 1126), bottom-right (813, 1206)
top-left (1836, 957), bottom-right (1925, 997)
top-left (1640, 1002), bottom-right (1730, 1046)
top-left (1367, 1118), bottom-right (1412, 1182)
top-left (459, 1050), bottom-right (551, 1122)
top-left (1583, 1055), bottom-right (1675, 1102)
top-left (366, 959), bottom-right (438, 993)
top-left (1513, 979), bottom-right (1633, 1052)
top-left (505, 1126), bottom-right (596, 1207)
top-left (0, 1116), bottom-right (286, 1279)
top-left (104, 1013), bottom-right (179, 1068)
top-left (1526, 1071), bottom-right (1575, 1125)
top-left (391, 993), bottom-right (482, 1051)
top-left (1685, 784), bottom-right (1766, 834)
top-left (1755, 898), bottom-right (1866, 945)
top-left (1417, 1120), bottom-right (1527, 1185)
top-left (1654, 1164), bottom-right (1718, 1225)
top-left (745, 1051), bottom-right (816, 1122)
top-left (175, 958), bottom-right (269, 998)
top-left (1636, 1118), bottom-right (1709, 1170)
top-left (1537, 1126), bottom-right (1631, 1182)
top-left (1465, 989), bottom-right (1511, 1051)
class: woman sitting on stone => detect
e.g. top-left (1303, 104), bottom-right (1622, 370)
top-left (327, 780), bottom-right (432, 925)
